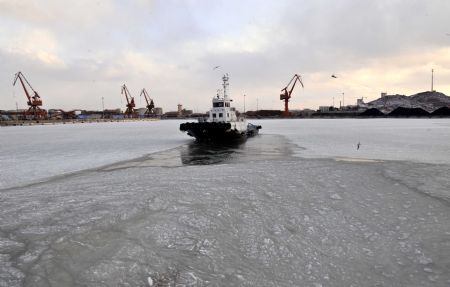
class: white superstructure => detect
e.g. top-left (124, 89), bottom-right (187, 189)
top-left (207, 74), bottom-right (247, 132)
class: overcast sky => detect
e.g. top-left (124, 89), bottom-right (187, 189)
top-left (1, 0), bottom-right (449, 112)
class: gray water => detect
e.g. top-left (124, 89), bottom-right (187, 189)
top-left (1, 120), bottom-right (450, 286)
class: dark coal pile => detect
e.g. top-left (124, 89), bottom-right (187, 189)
top-left (431, 106), bottom-right (450, 117)
top-left (359, 108), bottom-right (385, 117)
top-left (388, 107), bottom-right (430, 117)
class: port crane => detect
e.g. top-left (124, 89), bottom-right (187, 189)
top-left (13, 71), bottom-right (47, 119)
top-left (280, 74), bottom-right (304, 117)
top-left (140, 88), bottom-right (155, 116)
top-left (121, 84), bottom-right (135, 117)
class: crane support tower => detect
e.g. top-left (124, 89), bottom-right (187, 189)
top-left (280, 74), bottom-right (304, 117)
top-left (13, 71), bottom-right (47, 120)
top-left (140, 88), bottom-right (155, 117)
top-left (121, 84), bottom-right (135, 117)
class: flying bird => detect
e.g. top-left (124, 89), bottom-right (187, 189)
top-left (331, 74), bottom-right (337, 78)
top-left (213, 66), bottom-right (220, 70)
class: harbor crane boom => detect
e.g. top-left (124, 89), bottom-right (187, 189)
top-left (13, 71), bottom-right (47, 119)
top-left (280, 74), bottom-right (304, 117)
top-left (140, 88), bottom-right (155, 116)
top-left (121, 84), bottom-right (135, 117)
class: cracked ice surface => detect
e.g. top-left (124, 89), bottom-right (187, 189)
top-left (1, 119), bottom-right (450, 286)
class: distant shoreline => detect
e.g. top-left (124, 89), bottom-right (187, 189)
top-left (3, 116), bottom-right (450, 127)
top-left (0, 118), bottom-right (160, 127)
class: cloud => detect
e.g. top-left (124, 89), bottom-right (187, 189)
top-left (1, 0), bottom-right (450, 111)
top-left (1, 28), bottom-right (65, 67)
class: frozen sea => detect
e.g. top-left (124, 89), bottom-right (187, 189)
top-left (0, 119), bottom-right (449, 286)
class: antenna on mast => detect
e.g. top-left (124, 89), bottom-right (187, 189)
top-left (222, 73), bottom-right (229, 100)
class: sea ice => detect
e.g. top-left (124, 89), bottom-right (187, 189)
top-left (0, 119), bottom-right (449, 286)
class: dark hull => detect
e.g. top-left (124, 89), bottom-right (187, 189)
top-left (180, 122), bottom-right (261, 142)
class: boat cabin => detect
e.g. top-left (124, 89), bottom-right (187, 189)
top-left (208, 74), bottom-right (238, 123)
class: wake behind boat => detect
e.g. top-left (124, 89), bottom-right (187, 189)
top-left (180, 74), bottom-right (261, 142)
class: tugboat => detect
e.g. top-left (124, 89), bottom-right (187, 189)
top-left (180, 74), bottom-right (261, 142)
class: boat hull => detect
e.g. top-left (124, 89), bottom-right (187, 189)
top-left (180, 122), bottom-right (261, 142)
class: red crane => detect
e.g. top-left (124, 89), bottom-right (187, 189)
top-left (13, 71), bottom-right (47, 119)
top-left (140, 88), bottom-right (155, 116)
top-left (280, 74), bottom-right (304, 117)
top-left (121, 84), bottom-right (135, 117)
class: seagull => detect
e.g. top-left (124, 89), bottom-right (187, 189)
top-left (331, 74), bottom-right (337, 78)
top-left (213, 65), bottom-right (220, 70)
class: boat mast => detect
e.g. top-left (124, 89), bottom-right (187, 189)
top-left (222, 74), bottom-right (229, 100)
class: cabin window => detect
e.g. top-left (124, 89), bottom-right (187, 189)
top-left (219, 113), bottom-right (223, 117)
top-left (225, 102), bottom-right (230, 107)
top-left (227, 113), bottom-right (229, 117)
top-left (213, 102), bottom-right (224, 107)
top-left (212, 113), bottom-right (216, 118)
